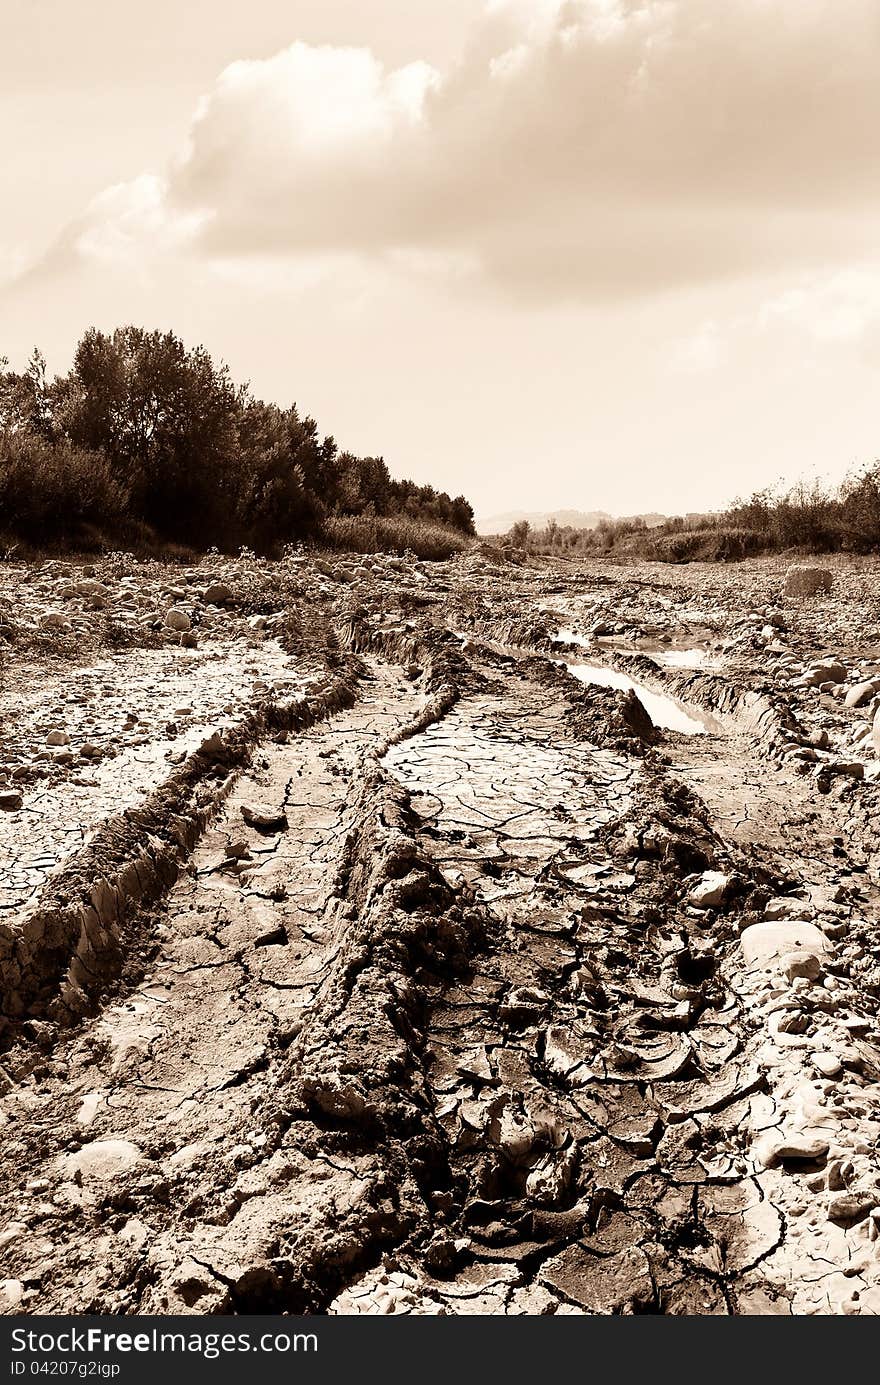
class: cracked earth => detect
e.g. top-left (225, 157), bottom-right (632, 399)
top-left (1, 548), bottom-right (880, 1314)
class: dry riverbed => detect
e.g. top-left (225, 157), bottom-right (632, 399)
top-left (1, 548), bottom-right (879, 1315)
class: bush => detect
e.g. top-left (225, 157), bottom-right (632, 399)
top-left (322, 514), bottom-right (469, 561)
top-left (0, 432), bottom-right (130, 545)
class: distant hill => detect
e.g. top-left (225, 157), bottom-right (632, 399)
top-left (477, 509), bottom-right (668, 535)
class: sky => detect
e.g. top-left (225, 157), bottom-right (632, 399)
top-left (2, 0), bottom-right (879, 521)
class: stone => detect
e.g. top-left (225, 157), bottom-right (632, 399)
top-left (46, 730), bottom-right (69, 746)
top-left (783, 949), bottom-right (823, 982)
top-left (763, 896), bottom-right (810, 921)
top-left (784, 567), bottom-right (833, 598)
top-left (164, 608), bottom-right (191, 632)
top-left (812, 1051), bottom-right (843, 1078)
top-left (740, 919), bottom-right (831, 969)
top-left (758, 1134), bottom-right (829, 1167)
top-left (60, 1139), bottom-right (142, 1184)
top-left (803, 660), bottom-right (847, 686)
top-left (845, 679), bottom-right (880, 708)
top-left (240, 803), bottom-right (288, 832)
top-left (202, 583), bottom-right (233, 605)
top-left (0, 790), bottom-right (22, 811)
top-left (688, 871), bottom-right (731, 909)
top-left (827, 1192), bottom-right (875, 1223)
top-left (0, 1280), bottom-right (24, 1309)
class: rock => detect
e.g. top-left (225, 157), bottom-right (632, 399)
top-left (812, 1051), bottom-right (843, 1078)
top-left (197, 731), bottom-right (227, 761)
top-left (202, 583), bottom-right (234, 605)
top-left (740, 919), bottom-right (831, 969)
top-left (60, 1139), bottom-right (142, 1184)
top-left (803, 660), bottom-right (846, 686)
top-left (845, 679), bottom-right (880, 708)
top-left (763, 896), bottom-right (810, 921)
top-left (783, 949), bottom-right (823, 982)
top-left (757, 1134), bottom-right (829, 1168)
top-left (240, 803), bottom-right (288, 832)
top-left (0, 1279), bottom-right (24, 1309)
top-left (785, 567), bottom-right (833, 598)
top-left (688, 871), bottom-right (731, 909)
top-left (46, 730), bottom-right (69, 746)
top-left (619, 689), bottom-right (654, 739)
top-left (827, 1192), bottom-right (875, 1223)
top-left (0, 790), bottom-right (22, 811)
top-left (179, 631), bottom-right (198, 649)
top-left (164, 608), bottom-right (191, 632)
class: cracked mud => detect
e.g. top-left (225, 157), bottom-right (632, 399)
top-left (1, 549), bottom-right (880, 1315)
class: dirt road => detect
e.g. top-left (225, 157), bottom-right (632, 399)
top-left (1, 551), bottom-right (879, 1314)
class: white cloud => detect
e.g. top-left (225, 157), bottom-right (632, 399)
top-left (27, 1), bottom-right (880, 300)
top-left (669, 321), bottom-right (725, 374)
top-left (72, 175), bottom-right (206, 266)
top-left (759, 267), bottom-right (880, 348)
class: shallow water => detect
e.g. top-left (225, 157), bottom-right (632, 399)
top-left (566, 662), bottom-right (720, 735)
top-left (557, 627), bottom-right (717, 670)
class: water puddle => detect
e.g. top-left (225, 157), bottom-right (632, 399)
top-left (556, 628), bottom-right (718, 671)
top-left (566, 662), bottom-right (721, 736)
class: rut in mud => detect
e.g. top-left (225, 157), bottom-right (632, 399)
top-left (2, 551), bottom-right (880, 1315)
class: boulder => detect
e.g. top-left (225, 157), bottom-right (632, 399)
top-left (741, 919), bottom-right (831, 969)
top-left (240, 803), bottom-right (288, 832)
top-left (202, 583), bottom-right (233, 605)
top-left (164, 608), bottom-right (191, 632)
top-left (845, 679), bottom-right (880, 709)
top-left (60, 1139), bottom-right (142, 1184)
top-left (803, 660), bottom-right (846, 686)
top-left (784, 567), bottom-right (833, 598)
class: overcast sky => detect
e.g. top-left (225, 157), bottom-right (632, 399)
top-left (3, 0), bottom-right (879, 519)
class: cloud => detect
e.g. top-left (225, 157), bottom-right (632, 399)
top-left (29, 1), bottom-right (880, 299)
top-left (669, 321), bottom-right (725, 374)
top-left (74, 175), bottom-right (206, 265)
top-left (759, 267), bottom-right (880, 350)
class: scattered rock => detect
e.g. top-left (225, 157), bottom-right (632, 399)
top-left (202, 583), bottom-right (234, 605)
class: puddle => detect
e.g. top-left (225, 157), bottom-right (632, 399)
top-left (556, 628), bottom-right (717, 671)
top-left (566, 662), bottom-right (721, 736)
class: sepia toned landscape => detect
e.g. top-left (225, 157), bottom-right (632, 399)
top-left (2, 0), bottom-right (880, 1325)
top-left (1, 541), bottom-right (880, 1315)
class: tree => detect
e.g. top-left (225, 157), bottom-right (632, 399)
top-left (64, 326), bottom-right (246, 544)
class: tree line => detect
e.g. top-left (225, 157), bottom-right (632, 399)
top-left (513, 469), bottom-right (880, 563)
top-left (0, 326), bottom-right (475, 554)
